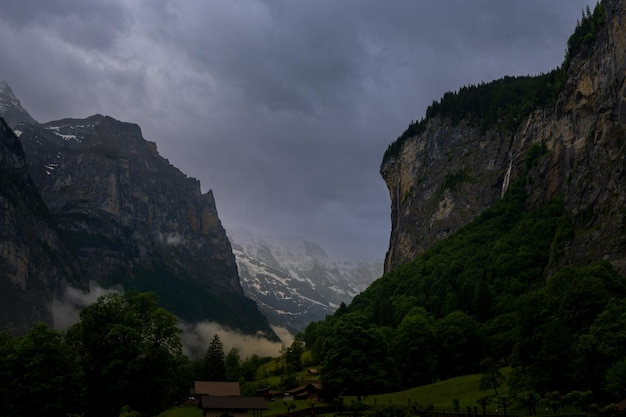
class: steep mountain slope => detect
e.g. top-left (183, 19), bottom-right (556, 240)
top-left (0, 86), bottom-right (276, 339)
top-left (0, 116), bottom-right (84, 334)
top-left (228, 228), bottom-right (382, 332)
top-left (380, 1), bottom-right (625, 275)
top-left (0, 82), bottom-right (37, 126)
top-left (305, 2), bottom-right (626, 400)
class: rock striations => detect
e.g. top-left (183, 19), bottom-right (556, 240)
top-left (0, 86), bottom-right (276, 338)
top-left (381, 0), bottom-right (626, 275)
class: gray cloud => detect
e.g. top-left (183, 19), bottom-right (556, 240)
top-left (0, 1), bottom-right (593, 262)
top-left (1, 0), bottom-right (130, 50)
top-left (51, 282), bottom-right (122, 331)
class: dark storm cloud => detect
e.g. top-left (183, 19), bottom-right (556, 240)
top-left (1, 0), bottom-right (130, 50)
top-left (0, 0), bottom-right (593, 261)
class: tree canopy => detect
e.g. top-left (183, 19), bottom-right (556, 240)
top-left (204, 334), bottom-right (226, 381)
top-left (320, 313), bottom-right (396, 400)
top-left (67, 291), bottom-right (186, 417)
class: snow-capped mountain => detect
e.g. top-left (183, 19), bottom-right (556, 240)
top-left (228, 227), bottom-right (383, 333)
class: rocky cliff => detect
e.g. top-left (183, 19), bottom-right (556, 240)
top-left (1, 86), bottom-right (276, 338)
top-left (0, 117), bottom-right (84, 334)
top-left (381, 0), bottom-right (626, 275)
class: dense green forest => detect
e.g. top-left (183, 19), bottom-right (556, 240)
top-left (0, 292), bottom-right (276, 417)
top-left (383, 2), bottom-right (605, 164)
top-left (304, 144), bottom-right (626, 408)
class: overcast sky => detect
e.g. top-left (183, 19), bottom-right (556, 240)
top-left (0, 1), bottom-right (593, 262)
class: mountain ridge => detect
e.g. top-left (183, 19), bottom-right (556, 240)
top-left (0, 85), bottom-right (277, 338)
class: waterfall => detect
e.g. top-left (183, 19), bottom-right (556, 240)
top-left (501, 159), bottom-right (512, 198)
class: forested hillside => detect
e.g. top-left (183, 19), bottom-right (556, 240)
top-left (305, 169), bottom-right (626, 404)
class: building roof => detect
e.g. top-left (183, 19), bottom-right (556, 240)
top-left (199, 396), bottom-right (267, 410)
top-left (286, 382), bottom-right (323, 394)
top-left (193, 381), bottom-right (241, 396)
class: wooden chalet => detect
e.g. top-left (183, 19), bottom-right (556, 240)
top-left (199, 395), bottom-right (267, 417)
top-left (191, 381), bottom-right (267, 417)
top-left (285, 382), bottom-right (325, 401)
top-left (191, 381), bottom-right (241, 397)
top-left (256, 387), bottom-right (283, 401)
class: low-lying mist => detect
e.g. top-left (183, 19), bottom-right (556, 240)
top-left (52, 283), bottom-right (292, 360)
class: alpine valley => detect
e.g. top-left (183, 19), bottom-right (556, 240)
top-left (0, 81), bottom-right (380, 338)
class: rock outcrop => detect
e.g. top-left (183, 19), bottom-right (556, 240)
top-left (381, 0), bottom-right (626, 275)
top-left (0, 117), bottom-right (84, 334)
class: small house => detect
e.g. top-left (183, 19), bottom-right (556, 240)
top-left (285, 382), bottom-right (324, 401)
top-left (199, 395), bottom-right (267, 417)
top-left (191, 381), bottom-right (268, 417)
top-left (192, 381), bottom-right (241, 397)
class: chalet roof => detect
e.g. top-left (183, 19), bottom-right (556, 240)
top-left (256, 388), bottom-right (282, 395)
top-left (193, 381), bottom-right (241, 396)
top-left (199, 396), bottom-right (267, 410)
top-left (286, 382), bottom-right (323, 395)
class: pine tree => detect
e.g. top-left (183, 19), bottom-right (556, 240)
top-left (204, 334), bottom-right (226, 381)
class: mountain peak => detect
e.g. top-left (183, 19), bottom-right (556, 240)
top-left (228, 227), bottom-right (383, 332)
top-left (0, 81), bottom-right (37, 127)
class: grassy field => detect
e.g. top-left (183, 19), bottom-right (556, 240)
top-left (158, 368), bottom-right (514, 417)
top-left (158, 398), bottom-right (317, 417)
top-left (345, 369), bottom-right (512, 412)
top-left (158, 405), bottom-right (202, 417)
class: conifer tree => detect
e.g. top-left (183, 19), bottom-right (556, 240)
top-left (204, 334), bottom-right (226, 381)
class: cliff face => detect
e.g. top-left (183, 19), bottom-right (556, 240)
top-left (0, 83), bottom-right (276, 337)
top-left (0, 117), bottom-right (84, 334)
top-left (19, 115), bottom-right (240, 293)
top-left (381, 0), bottom-right (626, 274)
top-left (12, 114), bottom-right (275, 337)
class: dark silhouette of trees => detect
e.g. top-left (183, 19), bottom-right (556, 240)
top-left (225, 347), bottom-right (242, 381)
top-left (320, 313), bottom-right (396, 400)
top-left (392, 308), bottom-right (437, 387)
top-left (479, 357), bottom-right (505, 396)
top-left (2, 324), bottom-right (83, 417)
top-left (67, 291), bottom-right (186, 417)
top-left (204, 334), bottom-right (226, 381)
top-left (284, 336), bottom-right (304, 373)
